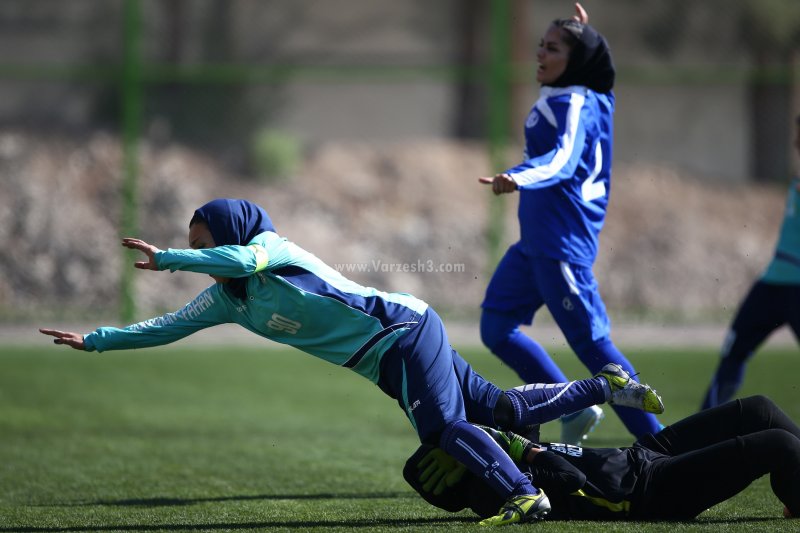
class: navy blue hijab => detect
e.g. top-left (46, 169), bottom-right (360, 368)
top-left (192, 199), bottom-right (276, 300)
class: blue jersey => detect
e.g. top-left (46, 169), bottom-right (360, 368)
top-left (762, 178), bottom-right (800, 285)
top-left (505, 86), bottom-right (614, 266)
top-left (83, 231), bottom-right (429, 384)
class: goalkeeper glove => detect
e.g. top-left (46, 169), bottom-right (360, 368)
top-left (417, 448), bottom-right (467, 495)
top-left (475, 425), bottom-right (535, 463)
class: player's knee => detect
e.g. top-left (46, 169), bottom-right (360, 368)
top-left (763, 429), bottom-right (800, 462)
top-left (747, 394), bottom-right (773, 409)
top-left (739, 394), bottom-right (776, 419)
top-left (480, 328), bottom-right (510, 351)
top-left (422, 431), bottom-right (443, 447)
top-left (438, 419), bottom-right (471, 451)
top-left (492, 393), bottom-right (514, 430)
top-left (479, 311), bottom-right (517, 350)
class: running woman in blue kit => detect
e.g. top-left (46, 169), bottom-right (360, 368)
top-left (701, 115), bottom-right (800, 409)
top-left (40, 198), bottom-right (663, 526)
top-left (479, 3), bottom-right (662, 444)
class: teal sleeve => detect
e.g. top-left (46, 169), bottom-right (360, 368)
top-left (155, 245), bottom-right (265, 278)
top-left (154, 231), bottom-right (281, 278)
top-left (82, 286), bottom-right (230, 353)
top-left (762, 180), bottom-right (800, 284)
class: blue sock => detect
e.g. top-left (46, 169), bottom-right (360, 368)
top-left (575, 339), bottom-right (662, 436)
top-left (505, 378), bottom-right (608, 428)
top-left (490, 330), bottom-right (570, 384)
top-left (440, 420), bottom-right (536, 499)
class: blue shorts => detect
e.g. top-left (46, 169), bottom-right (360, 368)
top-left (482, 242), bottom-right (610, 348)
top-left (377, 308), bottom-right (502, 443)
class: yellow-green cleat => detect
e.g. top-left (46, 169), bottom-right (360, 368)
top-left (479, 491), bottom-right (551, 526)
top-left (596, 363), bottom-right (664, 415)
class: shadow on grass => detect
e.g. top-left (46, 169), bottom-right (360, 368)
top-left (38, 491), bottom-right (414, 508)
top-left (1, 516), bottom-right (787, 532)
top-left (0, 515), bottom-right (477, 532)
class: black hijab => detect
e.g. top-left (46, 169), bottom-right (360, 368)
top-left (547, 20), bottom-right (615, 94)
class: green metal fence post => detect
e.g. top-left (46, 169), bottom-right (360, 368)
top-left (120, 0), bottom-right (142, 323)
top-left (487, 0), bottom-right (512, 272)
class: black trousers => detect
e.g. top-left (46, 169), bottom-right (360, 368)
top-left (702, 281), bottom-right (800, 408)
top-left (633, 395), bottom-right (800, 519)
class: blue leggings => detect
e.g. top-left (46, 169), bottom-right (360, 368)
top-left (377, 308), bottom-right (610, 502)
top-left (481, 307), bottom-right (661, 438)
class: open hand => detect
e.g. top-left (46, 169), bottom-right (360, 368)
top-left (39, 328), bottom-right (85, 350)
top-left (479, 174), bottom-right (518, 195)
top-left (122, 238), bottom-right (161, 270)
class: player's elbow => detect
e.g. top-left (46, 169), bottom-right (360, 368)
top-left (246, 244), bottom-right (270, 272)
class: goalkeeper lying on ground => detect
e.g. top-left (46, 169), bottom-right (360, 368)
top-left (405, 395), bottom-right (800, 521)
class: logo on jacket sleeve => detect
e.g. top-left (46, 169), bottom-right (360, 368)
top-left (267, 313), bottom-right (302, 334)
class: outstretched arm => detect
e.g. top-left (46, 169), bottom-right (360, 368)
top-left (40, 286), bottom-right (229, 353)
top-left (38, 328), bottom-right (85, 350)
top-left (128, 233), bottom-right (275, 279)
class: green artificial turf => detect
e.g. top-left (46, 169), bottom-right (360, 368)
top-left (1, 340), bottom-right (798, 532)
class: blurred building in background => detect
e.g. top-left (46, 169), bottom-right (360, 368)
top-left (2, 0), bottom-right (799, 180)
top-left (1, 0), bottom-right (800, 324)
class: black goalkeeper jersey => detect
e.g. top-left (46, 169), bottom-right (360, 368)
top-left (527, 442), bottom-right (661, 520)
top-left (406, 397), bottom-right (798, 522)
top-left (404, 441), bottom-right (663, 521)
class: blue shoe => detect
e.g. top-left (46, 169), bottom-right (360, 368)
top-left (560, 405), bottom-right (604, 445)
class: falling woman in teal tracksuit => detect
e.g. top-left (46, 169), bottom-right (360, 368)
top-left (40, 198), bottom-right (663, 526)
